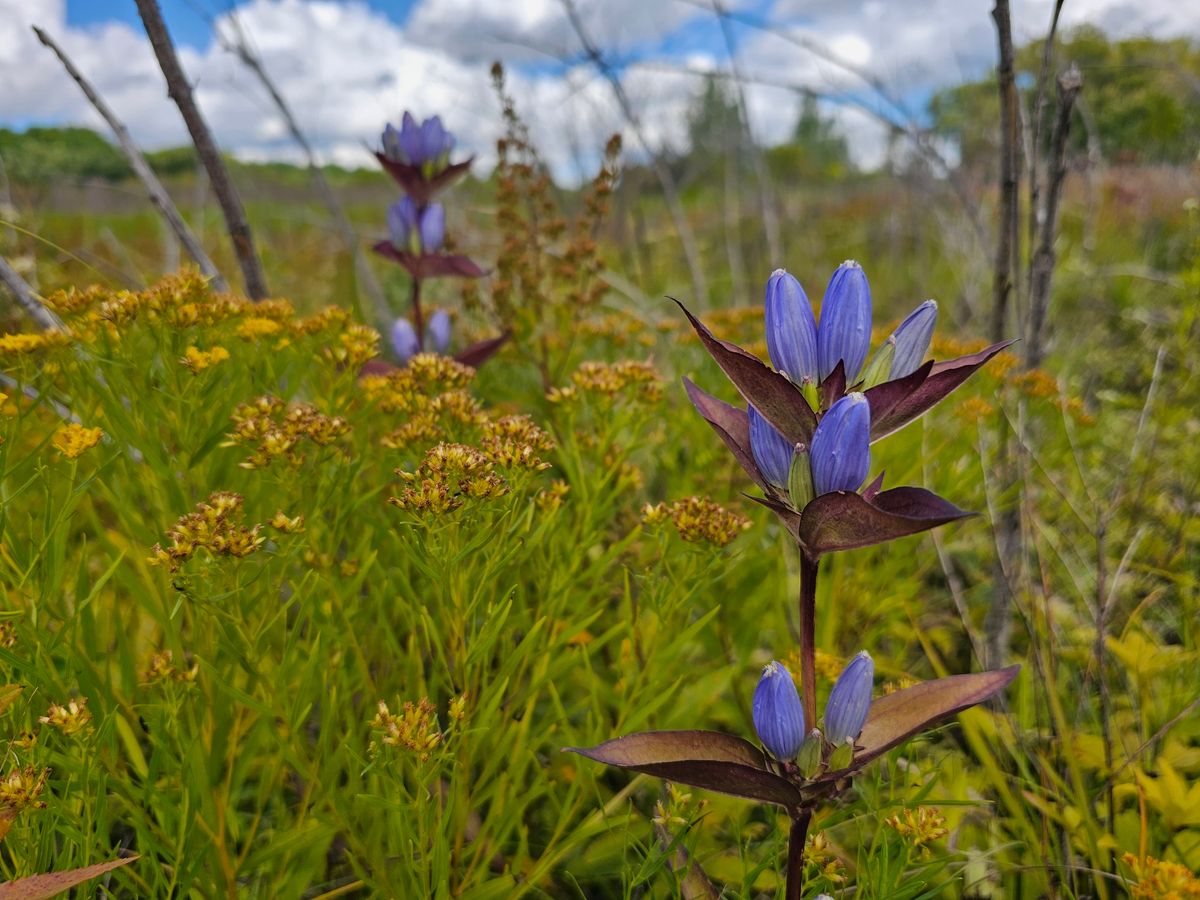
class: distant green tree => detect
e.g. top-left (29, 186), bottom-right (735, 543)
top-left (0, 126), bottom-right (131, 184)
top-left (930, 26), bottom-right (1200, 167)
top-left (765, 92), bottom-right (852, 181)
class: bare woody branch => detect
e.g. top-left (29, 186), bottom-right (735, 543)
top-left (1026, 65), bottom-right (1082, 369)
top-left (0, 253), bottom-right (64, 332)
top-left (214, 15), bottom-right (391, 329)
top-left (990, 0), bottom-right (1022, 345)
top-left (30, 25), bottom-right (228, 293)
top-left (709, 0), bottom-right (782, 267)
top-left (134, 0), bottom-right (269, 300)
top-left (559, 0), bottom-right (710, 307)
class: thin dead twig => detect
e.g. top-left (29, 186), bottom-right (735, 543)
top-left (134, 0), bottom-right (268, 300)
top-left (31, 24), bottom-right (227, 291)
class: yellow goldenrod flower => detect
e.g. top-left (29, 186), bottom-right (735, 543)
top-left (39, 697), bottom-right (93, 736)
top-left (52, 423), bottom-right (104, 459)
top-left (180, 345), bottom-right (230, 373)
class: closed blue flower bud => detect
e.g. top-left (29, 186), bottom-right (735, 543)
top-left (391, 317), bottom-right (419, 363)
top-left (749, 405), bottom-right (795, 492)
top-left (753, 660), bottom-right (806, 760)
top-left (817, 260), bottom-right (872, 382)
top-left (388, 196), bottom-right (419, 252)
top-left (420, 115), bottom-right (455, 165)
top-left (809, 393), bottom-right (870, 496)
top-left (419, 203), bottom-right (445, 253)
top-left (398, 111), bottom-right (425, 165)
top-left (427, 309), bottom-right (451, 354)
top-left (382, 123), bottom-right (403, 162)
top-left (890, 300), bottom-right (938, 378)
top-left (824, 651), bottom-right (873, 744)
top-left (764, 269), bottom-right (818, 384)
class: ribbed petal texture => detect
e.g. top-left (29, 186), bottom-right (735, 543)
top-left (753, 661), bottom-right (806, 760)
top-left (764, 269), bottom-right (818, 384)
top-left (817, 261), bottom-right (872, 382)
top-left (749, 406), bottom-right (795, 491)
top-left (890, 300), bottom-right (938, 378)
top-left (810, 393), bottom-right (870, 496)
top-left (824, 651), bottom-right (874, 744)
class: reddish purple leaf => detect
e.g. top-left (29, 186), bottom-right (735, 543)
top-left (375, 153), bottom-right (474, 204)
top-left (0, 856), bottom-right (137, 900)
top-left (863, 360), bottom-right (933, 441)
top-left (675, 300), bottom-right (817, 447)
top-left (566, 730), bottom-right (803, 809)
top-left (797, 487), bottom-right (973, 557)
top-left (820, 360), bottom-right (846, 409)
top-left (454, 333), bottom-right (509, 368)
top-left (862, 471), bottom-right (885, 501)
top-left (853, 666), bottom-right (1020, 766)
top-left (682, 378), bottom-right (770, 494)
top-left (747, 493), bottom-right (803, 535)
top-left (372, 242), bottom-right (487, 280)
top-left (870, 340), bottom-right (1017, 440)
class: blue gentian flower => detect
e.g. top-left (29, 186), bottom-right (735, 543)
top-left (388, 198), bottom-right (445, 255)
top-left (753, 660), bottom-right (806, 760)
top-left (391, 318), bottom-right (420, 362)
top-left (765, 269), bottom-right (818, 384)
top-left (427, 309), bottom-right (451, 354)
top-left (809, 393), bottom-right (870, 496)
top-left (816, 261), bottom-right (872, 382)
top-left (889, 300), bottom-right (938, 378)
top-left (383, 112), bottom-right (456, 169)
top-left (749, 405), bottom-right (795, 491)
top-left (824, 651), bottom-right (874, 744)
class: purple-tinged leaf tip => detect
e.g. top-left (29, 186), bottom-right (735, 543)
top-left (675, 299), bottom-right (817, 447)
top-left (565, 730), bottom-right (803, 809)
top-left (798, 486), bottom-right (973, 558)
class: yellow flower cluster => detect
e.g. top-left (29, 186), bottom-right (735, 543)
top-left (548, 359), bottom-right (662, 405)
top-left (479, 415), bottom-right (555, 471)
top-left (145, 649), bottom-right (199, 683)
top-left (536, 479), bottom-right (570, 511)
top-left (804, 832), bottom-right (847, 884)
top-left (1123, 853), bottom-right (1200, 899)
top-left (651, 782), bottom-right (706, 830)
top-left (391, 443), bottom-right (510, 515)
top-left (0, 765), bottom-right (48, 816)
top-left (370, 699), bottom-right (441, 762)
top-left (578, 312), bottom-right (657, 348)
top-left (642, 496), bottom-right (752, 547)
top-left (784, 648), bottom-right (847, 684)
top-left (180, 345), bottom-right (231, 373)
top-left (236, 316), bottom-right (283, 341)
top-left (362, 354), bottom-right (476, 412)
top-left (0, 330), bottom-right (72, 355)
top-left (227, 396), bottom-right (351, 468)
top-left (51, 423), bottom-right (104, 459)
top-left (324, 323), bottom-right (380, 367)
top-left (381, 390), bottom-right (486, 449)
top-left (885, 806), bottom-right (949, 857)
top-left (149, 491), bottom-right (265, 571)
top-left (39, 697), bottom-right (92, 736)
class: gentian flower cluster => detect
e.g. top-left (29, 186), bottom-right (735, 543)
top-left (570, 260), bottom-right (1019, 897)
top-left (373, 112), bottom-right (504, 368)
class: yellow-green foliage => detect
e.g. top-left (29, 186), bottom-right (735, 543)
top-left (0, 204), bottom-right (1196, 898)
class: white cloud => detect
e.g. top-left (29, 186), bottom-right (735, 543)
top-left (1, 0), bottom-right (1197, 184)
